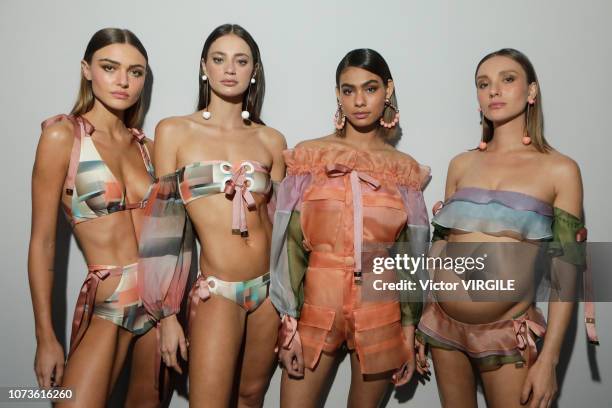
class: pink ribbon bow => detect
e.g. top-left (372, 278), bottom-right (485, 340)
top-left (224, 165), bottom-right (257, 237)
top-left (325, 163), bottom-right (380, 277)
top-left (513, 317), bottom-right (546, 367)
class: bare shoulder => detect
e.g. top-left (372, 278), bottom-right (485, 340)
top-left (449, 150), bottom-right (478, 170)
top-left (40, 118), bottom-right (75, 146)
top-left (545, 149), bottom-right (581, 182)
top-left (256, 125), bottom-right (287, 151)
top-left (154, 115), bottom-right (194, 147)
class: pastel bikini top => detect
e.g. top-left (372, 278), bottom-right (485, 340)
top-left (432, 187), bottom-right (557, 241)
top-left (177, 160), bottom-right (272, 236)
top-left (431, 186), bottom-right (599, 344)
top-left (41, 114), bottom-right (155, 226)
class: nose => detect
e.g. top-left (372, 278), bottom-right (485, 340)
top-left (118, 69), bottom-right (129, 88)
top-left (225, 61), bottom-right (236, 76)
top-left (489, 81), bottom-right (500, 98)
top-left (354, 90), bottom-right (366, 107)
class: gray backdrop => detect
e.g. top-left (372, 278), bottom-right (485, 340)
top-left (1, 0), bottom-right (610, 406)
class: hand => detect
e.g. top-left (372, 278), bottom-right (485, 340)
top-left (279, 335), bottom-right (304, 378)
top-left (159, 314), bottom-right (188, 374)
top-left (414, 333), bottom-right (430, 376)
top-left (392, 325), bottom-right (416, 386)
top-left (520, 358), bottom-right (558, 408)
top-left (34, 336), bottom-right (64, 388)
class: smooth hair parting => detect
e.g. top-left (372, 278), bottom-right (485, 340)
top-left (475, 48), bottom-right (550, 152)
top-left (71, 28), bottom-right (149, 128)
top-left (198, 24), bottom-right (265, 125)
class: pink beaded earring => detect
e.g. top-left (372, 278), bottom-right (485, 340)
top-left (334, 102), bottom-right (346, 130)
top-left (478, 107), bottom-right (487, 150)
top-left (379, 99), bottom-right (400, 128)
top-left (522, 98), bottom-right (535, 145)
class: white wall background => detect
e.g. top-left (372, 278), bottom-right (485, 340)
top-left (1, 0), bottom-right (610, 406)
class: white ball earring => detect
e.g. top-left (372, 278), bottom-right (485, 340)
top-left (201, 73), bottom-right (211, 119)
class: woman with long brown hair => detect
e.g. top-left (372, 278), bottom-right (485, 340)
top-left (138, 23), bottom-right (286, 407)
top-left (415, 48), bottom-right (598, 408)
top-left (28, 28), bottom-right (164, 407)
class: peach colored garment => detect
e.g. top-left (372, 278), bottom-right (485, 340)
top-left (270, 146), bottom-right (431, 374)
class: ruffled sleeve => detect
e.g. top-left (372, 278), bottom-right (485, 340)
top-left (138, 172), bottom-right (195, 321)
top-left (395, 165), bottom-right (431, 326)
top-left (269, 165), bottom-right (313, 319)
top-left (269, 174), bottom-right (312, 319)
top-left (546, 207), bottom-right (598, 343)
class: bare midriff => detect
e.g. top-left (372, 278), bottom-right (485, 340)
top-left (187, 193), bottom-right (272, 282)
top-left (435, 230), bottom-right (535, 324)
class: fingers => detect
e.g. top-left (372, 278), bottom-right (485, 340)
top-left (41, 368), bottom-right (52, 389)
top-left (179, 336), bottom-right (188, 362)
top-left (282, 351), bottom-right (303, 378)
top-left (521, 377), bottom-right (533, 405)
top-left (294, 347), bottom-right (305, 376)
top-left (415, 343), bottom-right (430, 376)
top-left (54, 362), bottom-right (64, 386)
top-left (166, 351), bottom-right (183, 375)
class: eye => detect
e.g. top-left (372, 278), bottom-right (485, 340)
top-left (477, 82), bottom-right (488, 89)
top-left (212, 57), bottom-right (223, 64)
top-left (366, 86), bottom-right (378, 93)
top-left (342, 88), bottom-right (352, 95)
top-left (237, 59), bottom-right (248, 66)
top-left (102, 65), bottom-right (116, 72)
top-left (130, 69), bottom-right (144, 78)
top-left (503, 75), bottom-right (515, 83)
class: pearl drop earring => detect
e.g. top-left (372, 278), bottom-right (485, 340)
top-left (201, 74), bottom-right (211, 120)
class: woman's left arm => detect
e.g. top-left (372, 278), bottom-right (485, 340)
top-left (522, 157), bottom-right (583, 408)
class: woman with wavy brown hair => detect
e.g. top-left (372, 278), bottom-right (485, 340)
top-left (29, 28), bottom-right (166, 407)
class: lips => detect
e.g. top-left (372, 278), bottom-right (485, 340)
top-left (111, 91), bottom-right (129, 100)
top-left (353, 112), bottom-right (370, 119)
top-left (220, 80), bottom-right (238, 86)
top-left (488, 102), bottom-right (506, 109)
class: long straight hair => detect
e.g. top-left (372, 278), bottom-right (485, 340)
top-left (197, 24), bottom-right (265, 125)
top-left (335, 48), bottom-right (400, 145)
top-left (70, 28), bottom-right (149, 128)
top-left (475, 48), bottom-right (551, 152)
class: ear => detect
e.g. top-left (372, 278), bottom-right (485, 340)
top-left (252, 62), bottom-right (260, 78)
top-left (200, 58), bottom-right (207, 77)
top-left (528, 82), bottom-right (538, 102)
top-left (81, 60), bottom-right (92, 81)
top-left (385, 79), bottom-right (395, 100)
top-left (335, 87), bottom-right (341, 103)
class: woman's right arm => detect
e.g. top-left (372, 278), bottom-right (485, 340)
top-left (28, 119), bottom-right (74, 387)
top-left (147, 118), bottom-right (188, 373)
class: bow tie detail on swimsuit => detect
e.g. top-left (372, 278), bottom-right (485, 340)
top-left (325, 163), bottom-right (381, 283)
top-left (513, 316), bottom-right (546, 367)
top-left (129, 127), bottom-right (146, 142)
top-left (224, 164), bottom-right (257, 237)
top-left (70, 266), bottom-right (123, 357)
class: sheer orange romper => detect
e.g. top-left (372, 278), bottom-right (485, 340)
top-left (270, 146), bottom-right (431, 375)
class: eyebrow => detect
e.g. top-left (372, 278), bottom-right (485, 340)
top-left (210, 51), bottom-right (251, 58)
top-left (476, 70), bottom-right (519, 81)
top-left (98, 58), bottom-right (145, 70)
top-left (340, 79), bottom-right (380, 88)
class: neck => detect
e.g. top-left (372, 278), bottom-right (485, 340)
top-left (205, 91), bottom-right (247, 129)
top-left (342, 122), bottom-right (386, 150)
top-left (488, 112), bottom-right (528, 152)
top-left (84, 99), bottom-right (128, 135)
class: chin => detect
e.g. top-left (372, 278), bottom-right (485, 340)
top-left (103, 98), bottom-right (138, 112)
